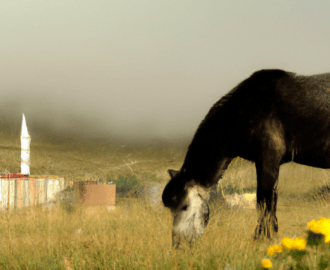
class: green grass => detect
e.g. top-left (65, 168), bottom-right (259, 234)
top-left (1, 124), bottom-right (330, 268)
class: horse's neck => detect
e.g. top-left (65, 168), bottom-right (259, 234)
top-left (182, 152), bottom-right (232, 188)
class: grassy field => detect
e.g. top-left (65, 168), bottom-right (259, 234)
top-left (1, 124), bottom-right (330, 269)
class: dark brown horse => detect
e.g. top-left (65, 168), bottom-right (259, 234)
top-left (162, 69), bottom-right (330, 248)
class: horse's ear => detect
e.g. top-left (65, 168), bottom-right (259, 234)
top-left (168, 169), bottom-right (179, 178)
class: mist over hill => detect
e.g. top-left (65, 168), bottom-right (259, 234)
top-left (0, 98), bottom-right (192, 147)
top-left (2, 1), bottom-right (330, 147)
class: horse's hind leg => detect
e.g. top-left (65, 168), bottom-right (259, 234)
top-left (254, 148), bottom-right (283, 240)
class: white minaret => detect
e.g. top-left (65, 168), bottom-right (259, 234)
top-left (21, 114), bottom-right (31, 175)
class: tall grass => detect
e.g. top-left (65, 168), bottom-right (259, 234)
top-left (1, 125), bottom-right (330, 268)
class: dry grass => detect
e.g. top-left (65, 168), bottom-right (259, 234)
top-left (0, 125), bottom-right (330, 269)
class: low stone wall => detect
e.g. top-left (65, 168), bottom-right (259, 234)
top-left (133, 182), bottom-right (166, 209)
top-left (224, 193), bottom-right (256, 209)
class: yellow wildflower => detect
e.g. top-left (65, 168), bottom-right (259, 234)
top-left (307, 217), bottom-right (330, 243)
top-left (261, 259), bottom-right (272, 268)
top-left (308, 219), bottom-right (320, 233)
top-left (267, 244), bottom-right (283, 256)
top-left (280, 237), bottom-right (306, 250)
top-left (281, 237), bottom-right (294, 250)
top-left (293, 238), bottom-right (307, 250)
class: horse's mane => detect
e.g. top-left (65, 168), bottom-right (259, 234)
top-left (205, 86), bottom-right (238, 120)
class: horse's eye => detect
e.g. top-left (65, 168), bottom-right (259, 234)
top-left (182, 205), bottom-right (188, 211)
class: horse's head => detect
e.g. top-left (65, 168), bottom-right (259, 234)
top-left (162, 169), bottom-right (210, 248)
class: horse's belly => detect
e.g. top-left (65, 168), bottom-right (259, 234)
top-left (292, 149), bottom-right (330, 169)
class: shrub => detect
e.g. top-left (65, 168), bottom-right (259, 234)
top-left (219, 184), bottom-right (255, 196)
top-left (110, 174), bottom-right (141, 197)
top-left (312, 184), bottom-right (330, 203)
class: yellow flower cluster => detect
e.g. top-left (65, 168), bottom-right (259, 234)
top-left (281, 237), bottom-right (306, 250)
top-left (267, 244), bottom-right (283, 256)
top-left (262, 217), bottom-right (330, 269)
top-left (266, 237), bottom-right (306, 256)
top-left (307, 217), bottom-right (330, 243)
top-left (261, 259), bottom-right (272, 268)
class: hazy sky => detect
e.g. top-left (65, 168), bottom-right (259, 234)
top-left (1, 0), bottom-right (330, 144)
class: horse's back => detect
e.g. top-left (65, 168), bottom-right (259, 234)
top-left (258, 71), bottom-right (330, 168)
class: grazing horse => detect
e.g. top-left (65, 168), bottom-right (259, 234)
top-left (162, 69), bottom-right (330, 248)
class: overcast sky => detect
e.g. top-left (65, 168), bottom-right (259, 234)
top-left (1, 0), bottom-right (330, 144)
